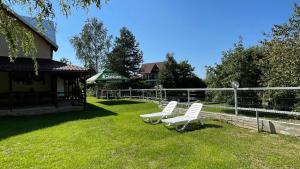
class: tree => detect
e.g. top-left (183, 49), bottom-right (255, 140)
top-left (206, 39), bottom-right (264, 88)
top-left (106, 27), bottom-right (143, 77)
top-left (177, 60), bottom-right (196, 88)
top-left (158, 52), bottom-right (206, 88)
top-left (0, 0), bottom-right (107, 72)
top-left (260, 4), bottom-right (300, 110)
top-left (205, 39), bottom-right (265, 105)
top-left (70, 18), bottom-right (112, 73)
top-left (261, 4), bottom-right (300, 87)
top-left (158, 53), bottom-right (178, 88)
top-left (60, 57), bottom-right (72, 64)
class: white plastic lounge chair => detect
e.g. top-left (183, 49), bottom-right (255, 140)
top-left (140, 101), bottom-right (178, 124)
top-left (162, 103), bottom-right (204, 131)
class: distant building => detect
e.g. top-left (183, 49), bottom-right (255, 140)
top-left (140, 62), bottom-right (165, 87)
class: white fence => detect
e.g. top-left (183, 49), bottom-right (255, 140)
top-left (98, 87), bottom-right (300, 117)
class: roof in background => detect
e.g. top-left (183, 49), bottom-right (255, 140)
top-left (140, 62), bottom-right (165, 74)
top-left (2, 4), bottom-right (58, 51)
top-left (0, 57), bottom-right (89, 73)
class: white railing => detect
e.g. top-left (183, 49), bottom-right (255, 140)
top-left (98, 87), bottom-right (300, 117)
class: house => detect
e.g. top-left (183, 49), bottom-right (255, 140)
top-left (140, 62), bottom-right (164, 87)
top-left (0, 7), bottom-right (89, 116)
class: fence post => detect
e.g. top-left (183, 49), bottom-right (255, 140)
top-left (129, 87), bottom-right (132, 98)
top-left (142, 89), bottom-right (145, 99)
top-left (187, 90), bottom-right (190, 103)
top-left (231, 81), bottom-right (240, 116)
top-left (234, 88), bottom-right (238, 115)
top-left (155, 88), bottom-right (158, 100)
top-left (159, 85), bottom-right (163, 102)
top-left (164, 90), bottom-right (167, 100)
top-left (256, 110), bottom-right (260, 132)
top-left (95, 86), bottom-right (98, 98)
top-left (119, 89), bottom-right (121, 98)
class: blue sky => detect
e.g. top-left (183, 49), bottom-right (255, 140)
top-left (15, 0), bottom-right (299, 78)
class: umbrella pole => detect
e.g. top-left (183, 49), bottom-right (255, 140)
top-left (95, 85), bottom-right (98, 98)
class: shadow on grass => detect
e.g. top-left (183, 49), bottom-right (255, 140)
top-left (0, 103), bottom-right (117, 141)
top-left (98, 100), bottom-right (145, 106)
top-left (184, 123), bottom-right (223, 132)
top-left (167, 123), bottom-right (223, 132)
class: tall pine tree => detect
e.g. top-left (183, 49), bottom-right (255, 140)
top-left (158, 53), bottom-right (177, 88)
top-left (106, 27), bottom-right (143, 77)
top-left (158, 53), bottom-right (206, 88)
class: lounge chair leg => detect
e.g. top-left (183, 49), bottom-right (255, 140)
top-left (175, 122), bottom-right (189, 132)
top-left (199, 119), bottom-right (204, 126)
top-left (150, 119), bottom-right (161, 124)
top-left (143, 118), bottom-right (150, 123)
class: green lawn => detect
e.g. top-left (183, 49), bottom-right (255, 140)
top-left (0, 97), bottom-right (300, 169)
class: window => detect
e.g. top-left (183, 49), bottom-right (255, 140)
top-left (13, 72), bottom-right (45, 85)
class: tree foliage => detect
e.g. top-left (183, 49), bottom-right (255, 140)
top-left (70, 18), bottom-right (111, 73)
top-left (0, 6), bottom-right (38, 72)
top-left (0, 0), bottom-right (107, 72)
top-left (206, 39), bottom-right (264, 88)
top-left (205, 39), bottom-right (265, 105)
top-left (106, 27), bottom-right (143, 77)
top-left (259, 4), bottom-right (300, 110)
top-left (60, 57), bottom-right (72, 65)
top-left (260, 4), bottom-right (300, 87)
top-left (205, 4), bottom-right (300, 110)
top-left (158, 53), bottom-right (177, 88)
top-left (158, 53), bottom-right (206, 88)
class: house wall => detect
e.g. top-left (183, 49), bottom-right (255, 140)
top-left (0, 25), bottom-right (52, 59)
top-left (0, 72), bottom-right (9, 93)
top-left (0, 72), bottom-right (77, 94)
top-left (12, 73), bottom-right (52, 92)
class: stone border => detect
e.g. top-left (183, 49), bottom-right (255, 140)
top-left (174, 107), bottom-right (300, 138)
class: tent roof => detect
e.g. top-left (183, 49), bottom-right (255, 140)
top-left (86, 69), bottom-right (129, 85)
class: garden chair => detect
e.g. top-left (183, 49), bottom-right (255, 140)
top-left (140, 101), bottom-right (178, 124)
top-left (162, 103), bottom-right (204, 132)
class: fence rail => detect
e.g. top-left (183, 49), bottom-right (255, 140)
top-left (98, 87), bottom-right (300, 117)
top-left (116, 87), bottom-right (300, 91)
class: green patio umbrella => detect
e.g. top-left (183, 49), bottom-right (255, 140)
top-left (87, 69), bottom-right (129, 85)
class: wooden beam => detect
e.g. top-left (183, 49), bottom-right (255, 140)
top-left (51, 74), bottom-right (58, 107)
top-left (9, 72), bottom-right (13, 112)
top-left (83, 75), bottom-right (87, 110)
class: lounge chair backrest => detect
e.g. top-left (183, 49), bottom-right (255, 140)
top-left (184, 103), bottom-right (203, 119)
top-left (162, 101), bottom-right (178, 115)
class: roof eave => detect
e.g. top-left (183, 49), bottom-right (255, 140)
top-left (1, 4), bottom-right (59, 50)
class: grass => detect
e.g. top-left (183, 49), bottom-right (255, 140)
top-left (0, 97), bottom-right (299, 169)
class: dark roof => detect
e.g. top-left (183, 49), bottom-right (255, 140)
top-left (155, 62), bottom-right (165, 69)
top-left (2, 4), bottom-right (58, 51)
top-left (140, 62), bottom-right (165, 74)
top-left (0, 57), bottom-right (89, 73)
